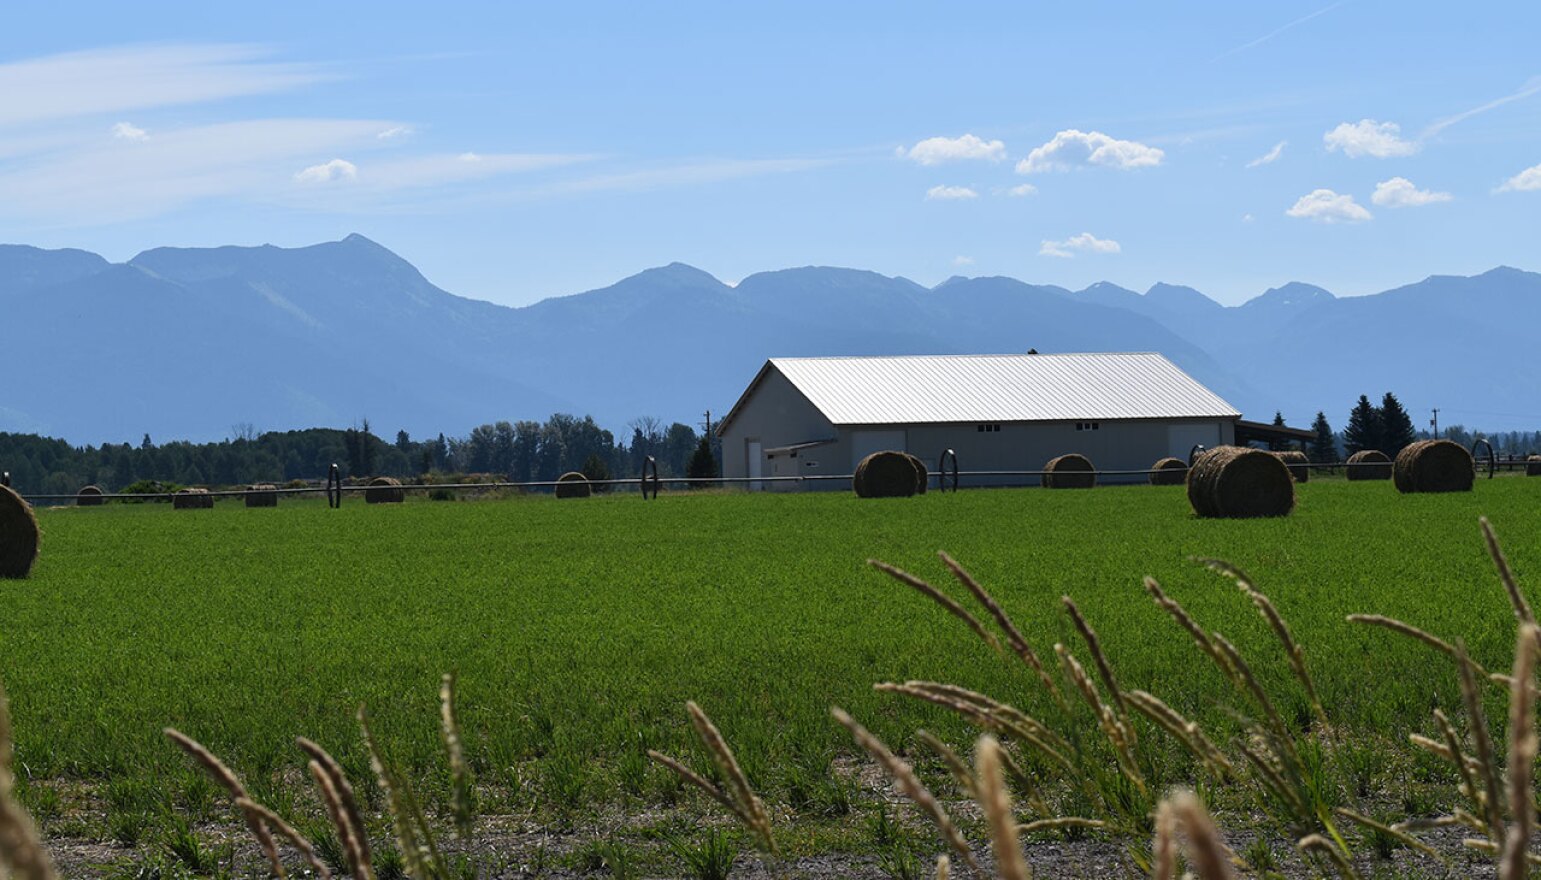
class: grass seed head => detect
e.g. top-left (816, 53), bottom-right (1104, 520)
top-left (975, 735), bottom-right (1030, 880)
top-left (163, 727), bottom-right (282, 877)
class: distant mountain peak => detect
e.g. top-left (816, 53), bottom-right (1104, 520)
top-left (1246, 281), bottom-right (1335, 309)
top-left (625, 262), bottom-right (725, 288)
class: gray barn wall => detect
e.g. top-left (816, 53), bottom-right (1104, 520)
top-left (719, 368), bottom-right (836, 481)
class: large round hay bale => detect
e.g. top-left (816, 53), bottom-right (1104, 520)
top-left (244, 484), bottom-right (278, 508)
top-left (1347, 450), bottom-right (1392, 481)
top-left (0, 485), bottom-right (40, 579)
top-left (172, 488), bottom-right (214, 510)
top-left (1526, 455), bottom-right (1541, 477)
top-left (1272, 450), bottom-right (1310, 483)
top-left (1186, 446), bottom-right (1295, 519)
top-left (903, 453), bottom-right (929, 494)
top-left (1149, 457), bottom-right (1187, 486)
top-left (365, 476), bottom-right (406, 504)
top-left (853, 451), bottom-right (919, 498)
top-left (1041, 453), bottom-right (1095, 489)
top-left (1393, 440), bottom-right (1474, 494)
top-left (77, 485), bottom-right (105, 506)
top-left (555, 471), bottom-right (591, 499)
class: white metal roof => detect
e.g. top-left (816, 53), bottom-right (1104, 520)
top-left (765, 352), bottom-right (1239, 425)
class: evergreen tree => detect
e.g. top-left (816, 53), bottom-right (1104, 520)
top-left (1269, 411), bottom-right (1289, 451)
top-left (686, 436), bottom-right (718, 486)
top-left (1309, 412), bottom-right (1337, 464)
top-left (580, 452), bottom-right (611, 491)
top-left (1378, 392), bottom-right (1417, 456)
top-left (1343, 395), bottom-right (1382, 456)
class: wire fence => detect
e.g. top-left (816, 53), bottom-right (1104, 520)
top-left (7, 439), bottom-right (1531, 505)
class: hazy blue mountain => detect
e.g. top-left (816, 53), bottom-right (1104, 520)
top-left (2, 234), bottom-right (1537, 445)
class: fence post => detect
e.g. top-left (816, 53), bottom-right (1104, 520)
top-left (0, 472), bottom-right (9, 488)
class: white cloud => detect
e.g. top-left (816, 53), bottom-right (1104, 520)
top-left (1242, 213), bottom-right (1255, 223)
top-left (952, 255), bottom-right (974, 267)
top-left (295, 158), bottom-right (359, 184)
top-left (1039, 232), bottom-right (1121, 258)
top-left (112, 121), bottom-right (148, 142)
top-left (377, 125), bottom-right (414, 140)
top-left (905, 133), bottom-right (1006, 165)
top-left (1497, 163), bottom-right (1541, 193)
top-left (1323, 119), bottom-right (1417, 158)
top-left (1372, 177), bottom-right (1452, 208)
top-left (925, 185), bottom-right (978, 200)
top-left (1285, 188), bottom-right (1372, 223)
top-left (1017, 129), bottom-right (1163, 173)
top-left (1006, 183), bottom-right (1037, 197)
top-left (1246, 141), bottom-right (1285, 168)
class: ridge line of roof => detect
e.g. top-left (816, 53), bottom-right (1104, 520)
top-left (770, 351), bottom-right (1161, 362)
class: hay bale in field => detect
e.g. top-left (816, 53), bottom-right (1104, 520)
top-left (1347, 449), bottom-right (1393, 481)
top-left (0, 485), bottom-right (40, 579)
top-left (1393, 440), bottom-right (1474, 494)
top-left (904, 453), bottom-right (929, 494)
top-left (172, 488), bottom-right (213, 510)
top-left (1272, 450), bottom-right (1311, 483)
top-left (555, 471), bottom-right (591, 499)
top-left (244, 484), bottom-right (278, 508)
top-left (1186, 446), bottom-right (1294, 519)
top-left (1526, 455), bottom-right (1541, 477)
top-left (853, 451), bottom-right (919, 498)
top-left (1041, 453), bottom-right (1095, 489)
top-left (1149, 457), bottom-right (1187, 486)
top-left (365, 476), bottom-right (406, 504)
top-left (77, 485), bottom-right (105, 506)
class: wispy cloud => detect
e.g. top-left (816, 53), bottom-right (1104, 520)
top-left (376, 125), bottom-right (415, 140)
top-left (295, 158), bottom-right (358, 184)
top-left (1371, 177), bottom-right (1451, 208)
top-left (1005, 183), bottom-right (1037, 197)
top-left (1211, 1), bottom-right (1347, 62)
top-left (0, 44), bottom-right (327, 128)
top-left (903, 133), bottom-right (1006, 165)
top-left (1246, 141), bottom-right (1286, 168)
top-left (1285, 188), bottom-right (1372, 222)
top-left (112, 122), bottom-right (149, 142)
top-left (1423, 76), bottom-right (1541, 140)
top-left (1039, 232), bottom-right (1121, 258)
top-left (925, 184), bottom-right (978, 200)
top-left (1497, 163), bottom-right (1541, 193)
top-left (952, 255), bottom-right (974, 267)
top-left (1323, 119), bottom-right (1417, 158)
top-left (1017, 130), bottom-right (1163, 173)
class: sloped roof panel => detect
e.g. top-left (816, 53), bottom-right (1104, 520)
top-left (768, 353), bottom-right (1239, 425)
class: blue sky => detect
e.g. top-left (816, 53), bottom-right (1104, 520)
top-left (2, 2), bottom-right (1539, 307)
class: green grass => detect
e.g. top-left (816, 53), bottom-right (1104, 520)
top-left (6, 478), bottom-right (1540, 850)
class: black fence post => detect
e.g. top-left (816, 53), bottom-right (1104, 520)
top-left (640, 456), bottom-right (660, 500)
top-left (1, 472), bottom-right (9, 488)
top-left (327, 463), bottom-right (342, 508)
top-left (1188, 444), bottom-right (1207, 467)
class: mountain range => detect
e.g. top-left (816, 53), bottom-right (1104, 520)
top-left (4, 234), bottom-right (1538, 444)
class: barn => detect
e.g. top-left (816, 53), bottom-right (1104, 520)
top-left (716, 352), bottom-right (1242, 489)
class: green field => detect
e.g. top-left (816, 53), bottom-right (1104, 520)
top-left (7, 478), bottom-right (1541, 870)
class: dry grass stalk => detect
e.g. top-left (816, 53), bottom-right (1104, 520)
top-left (1054, 645), bottom-right (1143, 791)
top-left (883, 682), bottom-right (1070, 757)
top-left (1297, 833), bottom-right (1360, 880)
top-left (938, 551), bottom-right (1060, 700)
top-left (1334, 808), bottom-right (1445, 863)
top-left (1209, 635), bottom-right (1298, 769)
top-left (646, 750), bottom-right (738, 815)
top-left (1016, 817), bottom-right (1104, 834)
top-left (359, 706), bottom-right (441, 879)
top-left (1345, 614), bottom-right (1492, 679)
top-left (0, 684), bottom-right (57, 880)
top-left (163, 727), bottom-right (283, 877)
top-left (1170, 790), bottom-right (1234, 880)
top-left (1144, 578), bottom-right (1224, 670)
top-left (975, 735), bottom-right (1030, 880)
top-left (915, 730), bottom-right (976, 800)
top-left (1482, 518), bottom-right (1534, 625)
top-left (237, 797), bottom-right (332, 879)
top-left (1455, 640), bottom-right (1507, 850)
top-left (1198, 558), bottom-right (1326, 725)
top-left (1061, 596), bottom-right (1127, 721)
top-left (869, 559), bottom-right (1001, 651)
top-left (1500, 623), bottom-right (1538, 880)
top-left (830, 707), bottom-right (981, 872)
top-left (1123, 690), bottom-right (1233, 777)
top-left (1151, 798), bottom-right (1177, 880)
top-left (1236, 741), bottom-right (1309, 820)
top-left (686, 701), bottom-right (776, 855)
top-left (934, 854), bottom-right (949, 880)
top-left (440, 673), bottom-right (474, 841)
top-left (296, 737), bottom-right (373, 878)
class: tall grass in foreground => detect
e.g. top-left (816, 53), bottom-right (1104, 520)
top-left (1, 517), bottom-right (1539, 878)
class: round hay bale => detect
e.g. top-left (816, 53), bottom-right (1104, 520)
top-left (853, 451), bottom-right (919, 498)
top-left (77, 485), bottom-right (105, 506)
top-left (1186, 446), bottom-right (1295, 519)
top-left (244, 484), bottom-right (278, 508)
top-left (1041, 453), bottom-right (1095, 489)
top-left (0, 485), bottom-right (40, 579)
top-left (1272, 450), bottom-right (1311, 483)
top-left (903, 453), bottom-right (929, 495)
top-left (365, 476), bottom-right (406, 504)
top-left (1393, 440), bottom-right (1474, 494)
top-left (1149, 457), bottom-right (1187, 486)
top-left (172, 488), bottom-right (214, 510)
top-left (555, 471), bottom-right (592, 499)
top-left (1526, 455), bottom-right (1541, 477)
top-left (1347, 449), bottom-right (1393, 481)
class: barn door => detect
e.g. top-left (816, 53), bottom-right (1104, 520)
top-left (747, 440), bottom-right (763, 491)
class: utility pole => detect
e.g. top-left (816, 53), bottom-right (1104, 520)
top-left (1430, 408), bottom-right (1439, 439)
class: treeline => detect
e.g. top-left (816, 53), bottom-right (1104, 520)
top-left (0, 414), bottom-right (715, 496)
top-left (1293, 393), bottom-right (1539, 464)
